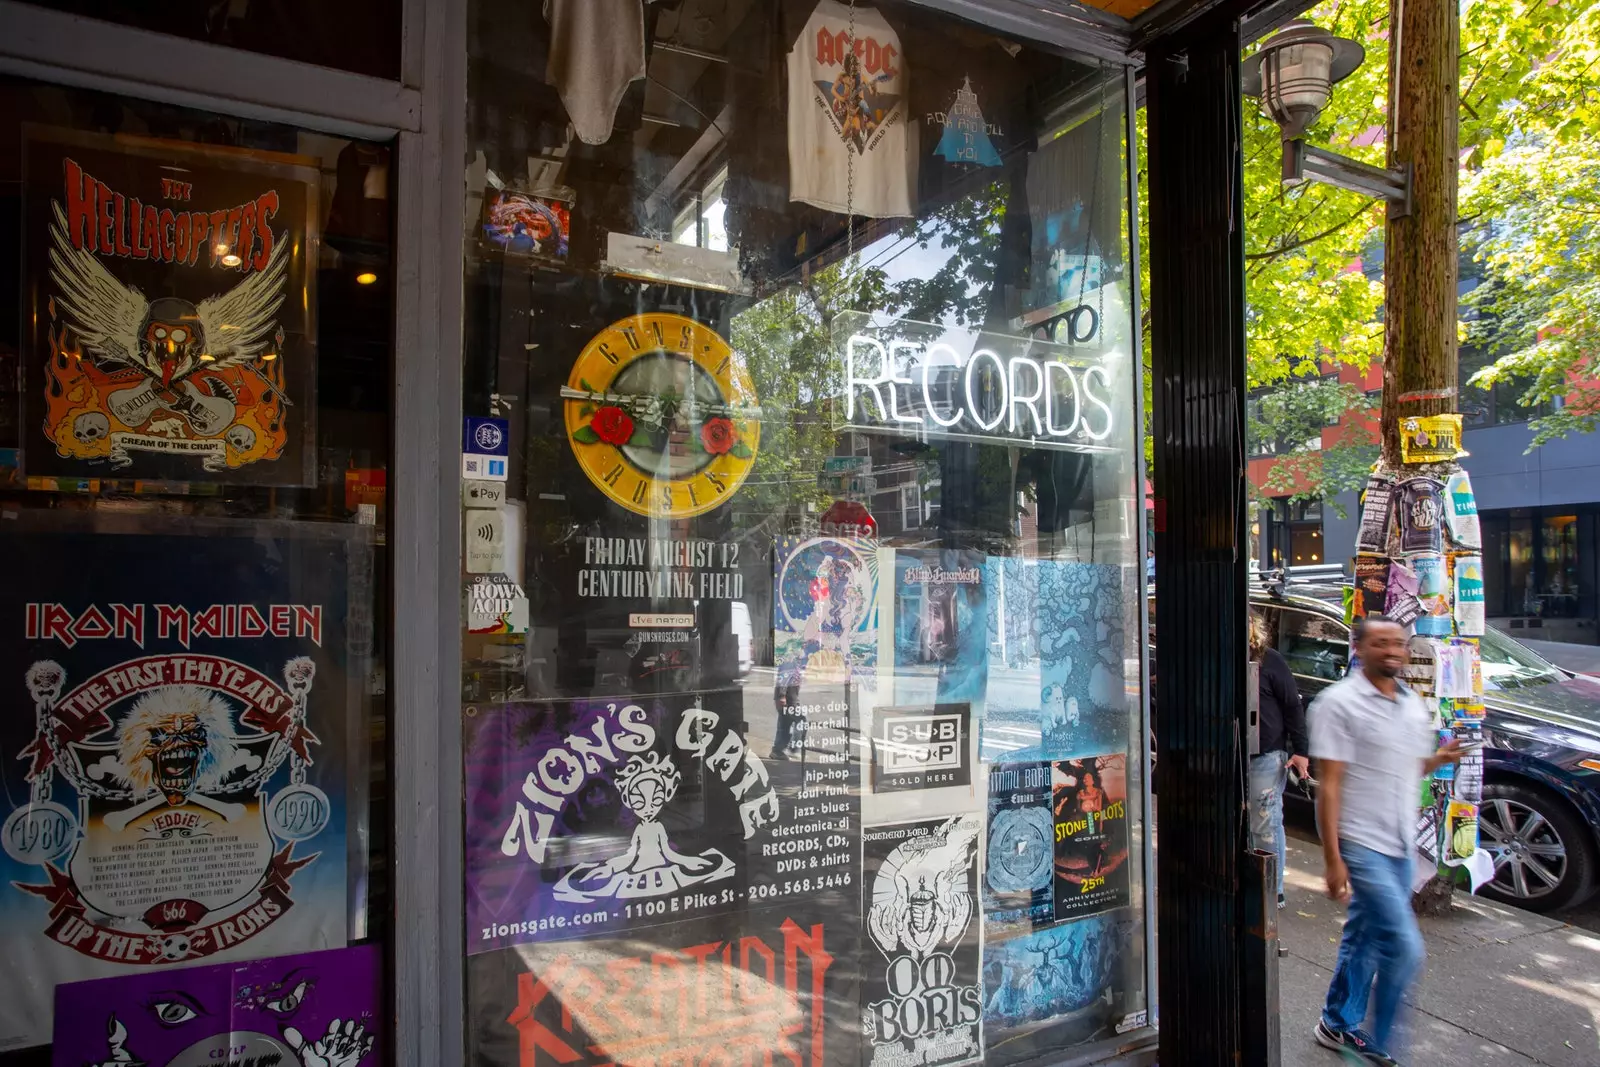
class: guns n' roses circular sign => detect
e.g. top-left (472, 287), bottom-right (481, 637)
top-left (562, 313), bottom-right (759, 518)
top-left (22, 127), bottom-right (318, 485)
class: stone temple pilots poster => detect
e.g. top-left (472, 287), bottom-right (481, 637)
top-left (22, 126), bottom-right (319, 486)
top-left (0, 518), bottom-right (362, 1051)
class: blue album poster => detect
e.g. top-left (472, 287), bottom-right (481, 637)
top-left (981, 912), bottom-right (1136, 1044)
top-left (1038, 562), bottom-right (1126, 760)
top-left (982, 761), bottom-right (1055, 939)
top-left (773, 535), bottom-right (878, 688)
top-left (0, 517), bottom-right (362, 1051)
top-left (892, 549), bottom-right (988, 707)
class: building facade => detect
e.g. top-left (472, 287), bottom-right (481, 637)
top-left (0, 0), bottom-right (1284, 1064)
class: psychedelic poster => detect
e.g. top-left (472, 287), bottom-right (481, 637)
top-left (0, 519), bottom-right (360, 1051)
top-left (467, 898), bottom-right (860, 1066)
top-left (862, 814), bottom-right (984, 1067)
top-left (1038, 562), bottom-right (1126, 760)
top-left (982, 762), bottom-right (1055, 939)
top-left (1052, 755), bottom-right (1131, 920)
top-left (464, 696), bottom-right (859, 954)
top-left (23, 127), bottom-right (319, 485)
top-left (52, 944), bottom-right (380, 1067)
top-left (890, 549), bottom-right (988, 707)
top-left (773, 535), bottom-right (879, 688)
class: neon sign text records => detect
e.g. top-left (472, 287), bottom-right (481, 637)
top-left (833, 312), bottom-right (1123, 452)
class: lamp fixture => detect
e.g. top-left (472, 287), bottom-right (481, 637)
top-left (1242, 20), bottom-right (1412, 218)
top-left (356, 271), bottom-right (378, 285)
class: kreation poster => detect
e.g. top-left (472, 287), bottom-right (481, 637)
top-left (1052, 755), bottom-right (1131, 919)
top-left (52, 943), bottom-right (380, 1067)
top-left (23, 127), bottom-right (319, 485)
top-left (465, 695), bottom-right (858, 954)
top-left (0, 523), bottom-right (357, 1051)
top-left (863, 814), bottom-right (984, 1067)
top-left (467, 896), bottom-right (861, 1067)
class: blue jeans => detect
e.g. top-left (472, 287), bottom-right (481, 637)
top-left (1322, 840), bottom-right (1425, 1051)
top-left (1248, 750), bottom-right (1287, 898)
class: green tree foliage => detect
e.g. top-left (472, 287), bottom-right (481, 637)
top-left (1240, 0), bottom-right (1600, 499)
top-left (1460, 1), bottom-right (1600, 449)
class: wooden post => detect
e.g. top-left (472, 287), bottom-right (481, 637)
top-left (1379, 0), bottom-right (1460, 464)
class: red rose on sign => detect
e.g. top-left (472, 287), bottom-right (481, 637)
top-left (590, 405), bottom-right (634, 446)
top-left (700, 417), bottom-right (736, 455)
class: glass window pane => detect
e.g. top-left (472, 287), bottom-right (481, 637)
top-left (1278, 609), bottom-right (1349, 681)
top-left (459, 4), bottom-right (1148, 1064)
top-left (0, 77), bottom-right (392, 1059)
top-left (20, 0), bottom-right (401, 81)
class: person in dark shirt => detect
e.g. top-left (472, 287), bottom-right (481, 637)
top-left (1248, 610), bottom-right (1310, 908)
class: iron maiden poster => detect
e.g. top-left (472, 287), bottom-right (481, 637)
top-left (465, 694), bottom-right (859, 955)
top-left (862, 814), bottom-right (983, 1067)
top-left (0, 519), bottom-right (358, 1052)
top-left (1052, 755), bottom-right (1130, 920)
top-left (52, 943), bottom-right (380, 1067)
top-left (22, 126), bottom-right (318, 485)
top-left (466, 897), bottom-right (860, 1066)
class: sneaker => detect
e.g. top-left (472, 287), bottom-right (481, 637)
top-left (1314, 1022), bottom-right (1399, 1065)
top-left (1278, 894), bottom-right (1286, 910)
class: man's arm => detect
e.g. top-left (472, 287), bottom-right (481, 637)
top-left (1316, 758), bottom-right (1350, 901)
top-left (1271, 651), bottom-right (1311, 776)
top-left (1423, 739), bottom-right (1466, 773)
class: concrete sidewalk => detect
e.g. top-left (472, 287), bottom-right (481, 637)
top-left (1279, 834), bottom-right (1600, 1065)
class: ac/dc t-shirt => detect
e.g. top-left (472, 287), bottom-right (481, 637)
top-left (787, 0), bottom-right (916, 218)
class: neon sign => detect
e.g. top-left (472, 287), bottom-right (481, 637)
top-left (835, 315), bottom-right (1121, 451)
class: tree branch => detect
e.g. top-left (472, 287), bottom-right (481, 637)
top-left (1245, 201), bottom-right (1376, 263)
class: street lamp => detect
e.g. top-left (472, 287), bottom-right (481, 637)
top-left (1242, 20), bottom-right (1412, 217)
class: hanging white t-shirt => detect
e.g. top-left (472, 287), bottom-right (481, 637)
top-left (787, 1), bottom-right (916, 218)
top-left (546, 0), bottom-right (646, 145)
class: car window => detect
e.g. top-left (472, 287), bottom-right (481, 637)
top-left (1478, 627), bottom-right (1563, 690)
top-left (1278, 607), bottom-right (1350, 682)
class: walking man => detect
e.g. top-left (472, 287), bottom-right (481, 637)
top-left (1311, 615), bottom-right (1463, 1065)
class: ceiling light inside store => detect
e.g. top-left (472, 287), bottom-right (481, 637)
top-left (356, 272), bottom-right (378, 285)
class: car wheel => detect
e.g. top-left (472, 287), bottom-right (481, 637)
top-left (1478, 782), bottom-right (1596, 912)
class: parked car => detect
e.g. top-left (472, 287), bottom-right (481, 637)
top-left (1152, 578), bottom-right (1600, 912)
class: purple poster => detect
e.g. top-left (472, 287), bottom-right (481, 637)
top-left (52, 943), bottom-right (380, 1067)
top-left (465, 697), bottom-right (858, 955)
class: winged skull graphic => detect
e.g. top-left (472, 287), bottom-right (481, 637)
top-left (47, 201), bottom-right (290, 436)
top-left (868, 816), bottom-right (979, 960)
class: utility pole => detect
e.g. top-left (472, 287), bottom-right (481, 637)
top-left (1368, 0), bottom-right (1481, 915)
top-left (1379, 0), bottom-right (1460, 461)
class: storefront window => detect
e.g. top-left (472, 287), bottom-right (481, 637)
top-left (459, 3), bottom-right (1149, 1065)
top-left (1540, 514), bottom-right (1579, 617)
top-left (0, 78), bottom-right (391, 1062)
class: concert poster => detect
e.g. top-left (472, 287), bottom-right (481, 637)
top-left (466, 898), bottom-right (861, 1067)
top-left (0, 516), bottom-right (363, 1052)
top-left (1052, 755), bottom-right (1131, 920)
top-left (51, 944), bottom-right (381, 1067)
top-left (980, 912), bottom-right (1139, 1056)
top-left (862, 814), bottom-right (984, 1067)
top-left (772, 534), bottom-right (879, 690)
top-left (22, 127), bottom-right (319, 485)
top-left (464, 693), bottom-right (859, 956)
top-left (1038, 563), bottom-right (1126, 761)
top-left (888, 548), bottom-right (988, 709)
top-left (981, 761), bottom-right (1055, 940)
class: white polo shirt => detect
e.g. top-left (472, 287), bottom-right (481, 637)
top-left (1308, 670), bottom-right (1435, 858)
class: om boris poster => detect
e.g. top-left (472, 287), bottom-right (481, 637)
top-left (862, 814), bottom-right (984, 1067)
top-left (0, 518), bottom-right (363, 1051)
top-left (22, 126), bottom-right (318, 485)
